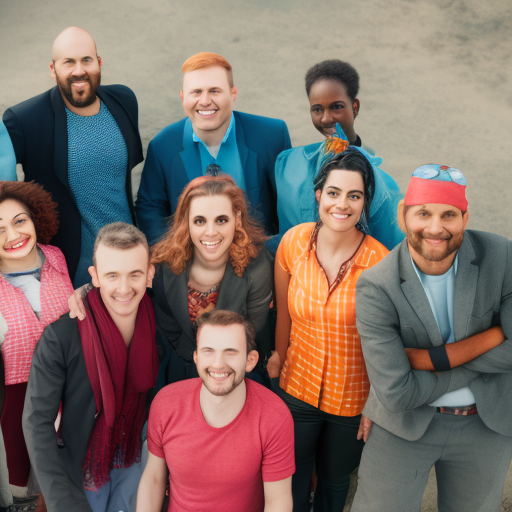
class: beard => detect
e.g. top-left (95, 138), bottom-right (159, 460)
top-left (55, 69), bottom-right (101, 109)
top-left (407, 229), bottom-right (464, 262)
top-left (200, 366), bottom-right (245, 397)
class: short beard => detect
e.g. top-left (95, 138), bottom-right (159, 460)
top-left (56, 70), bottom-right (101, 109)
top-left (407, 230), bottom-right (463, 262)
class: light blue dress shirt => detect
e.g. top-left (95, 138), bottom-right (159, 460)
top-left (413, 255), bottom-right (476, 407)
top-left (192, 114), bottom-right (245, 191)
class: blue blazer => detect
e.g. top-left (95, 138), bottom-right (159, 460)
top-left (2, 85), bottom-right (143, 280)
top-left (135, 111), bottom-right (291, 244)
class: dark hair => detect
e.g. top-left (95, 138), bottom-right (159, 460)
top-left (314, 148), bottom-right (375, 222)
top-left (93, 222), bottom-right (149, 265)
top-left (305, 59), bottom-right (360, 101)
top-left (0, 181), bottom-right (59, 244)
top-left (195, 310), bottom-right (257, 354)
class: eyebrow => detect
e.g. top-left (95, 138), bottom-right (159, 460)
top-left (0, 212), bottom-right (28, 221)
top-left (326, 186), bottom-right (364, 194)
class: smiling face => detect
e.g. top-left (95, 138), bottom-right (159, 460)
top-left (309, 79), bottom-right (359, 142)
top-left (181, 66), bottom-right (237, 145)
top-left (404, 203), bottom-right (468, 274)
top-left (315, 169), bottom-right (365, 234)
top-left (0, 199), bottom-right (39, 272)
top-left (50, 27), bottom-right (102, 111)
top-left (89, 243), bottom-right (155, 325)
top-left (188, 194), bottom-right (237, 267)
top-left (194, 323), bottom-right (258, 397)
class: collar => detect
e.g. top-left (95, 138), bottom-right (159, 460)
top-left (192, 112), bottom-right (235, 147)
top-left (307, 222), bottom-right (370, 268)
top-left (37, 244), bottom-right (69, 275)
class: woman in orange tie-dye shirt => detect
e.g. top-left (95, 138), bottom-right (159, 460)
top-left (270, 147), bottom-right (389, 512)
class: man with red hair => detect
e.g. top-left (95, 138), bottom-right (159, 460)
top-left (136, 52), bottom-right (291, 247)
top-left (351, 165), bottom-right (512, 512)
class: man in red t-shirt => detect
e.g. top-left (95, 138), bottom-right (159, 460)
top-left (137, 310), bottom-right (295, 512)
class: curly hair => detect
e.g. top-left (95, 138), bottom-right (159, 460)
top-left (151, 175), bottom-right (267, 277)
top-left (0, 181), bottom-right (59, 244)
top-left (305, 59), bottom-right (360, 101)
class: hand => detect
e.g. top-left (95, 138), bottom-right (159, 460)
top-left (68, 284), bottom-right (92, 320)
top-left (266, 351), bottom-right (281, 379)
top-left (357, 414), bottom-right (371, 442)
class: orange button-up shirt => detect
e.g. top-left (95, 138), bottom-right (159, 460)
top-left (277, 223), bottom-right (389, 416)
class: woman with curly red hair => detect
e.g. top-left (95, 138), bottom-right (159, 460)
top-left (0, 181), bottom-right (73, 496)
top-left (150, 174), bottom-right (273, 385)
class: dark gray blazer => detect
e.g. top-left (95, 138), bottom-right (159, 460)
top-left (152, 248), bottom-right (273, 364)
top-left (22, 315), bottom-right (96, 512)
top-left (356, 230), bottom-right (512, 441)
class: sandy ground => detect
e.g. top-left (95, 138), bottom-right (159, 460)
top-left (1, 0), bottom-right (512, 509)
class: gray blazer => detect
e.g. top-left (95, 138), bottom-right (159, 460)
top-left (152, 248), bottom-right (273, 363)
top-left (356, 230), bottom-right (512, 441)
top-left (22, 315), bottom-right (96, 512)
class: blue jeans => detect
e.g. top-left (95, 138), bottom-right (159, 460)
top-left (84, 461), bottom-right (143, 512)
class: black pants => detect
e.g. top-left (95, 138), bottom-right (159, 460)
top-left (281, 390), bottom-right (364, 512)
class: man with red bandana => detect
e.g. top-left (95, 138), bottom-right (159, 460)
top-left (351, 165), bottom-right (512, 512)
top-left (1, 27), bottom-right (143, 287)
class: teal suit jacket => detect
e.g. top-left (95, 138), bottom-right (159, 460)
top-left (136, 111), bottom-right (291, 244)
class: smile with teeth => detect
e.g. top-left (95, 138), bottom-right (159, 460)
top-left (201, 240), bottom-right (221, 248)
top-left (198, 110), bottom-right (217, 116)
top-left (332, 213), bottom-right (350, 220)
top-left (5, 238), bottom-right (28, 250)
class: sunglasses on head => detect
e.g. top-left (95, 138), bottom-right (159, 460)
top-left (412, 164), bottom-right (466, 186)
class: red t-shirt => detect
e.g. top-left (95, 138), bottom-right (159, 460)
top-left (147, 378), bottom-right (295, 512)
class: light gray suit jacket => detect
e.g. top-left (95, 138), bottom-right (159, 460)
top-left (356, 230), bottom-right (512, 441)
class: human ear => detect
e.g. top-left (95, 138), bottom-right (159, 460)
top-left (315, 189), bottom-right (321, 204)
top-left (146, 264), bottom-right (155, 287)
top-left (245, 350), bottom-right (259, 372)
top-left (89, 266), bottom-right (100, 288)
top-left (352, 98), bottom-right (360, 117)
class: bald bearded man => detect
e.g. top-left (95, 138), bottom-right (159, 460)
top-left (1, 27), bottom-right (143, 286)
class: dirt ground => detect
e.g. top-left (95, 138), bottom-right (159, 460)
top-left (1, 0), bottom-right (512, 509)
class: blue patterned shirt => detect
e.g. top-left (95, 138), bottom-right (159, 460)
top-left (66, 102), bottom-right (132, 287)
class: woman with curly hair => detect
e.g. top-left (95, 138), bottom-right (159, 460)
top-left (0, 181), bottom-right (73, 493)
top-left (150, 174), bottom-right (273, 385)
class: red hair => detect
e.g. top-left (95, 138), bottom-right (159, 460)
top-left (181, 52), bottom-right (234, 88)
top-left (151, 176), bottom-right (267, 277)
top-left (0, 181), bottom-right (59, 244)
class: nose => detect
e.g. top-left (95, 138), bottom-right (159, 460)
top-left (427, 215), bottom-right (444, 235)
top-left (321, 109), bottom-right (333, 125)
top-left (205, 221), bottom-right (217, 236)
top-left (335, 195), bottom-right (349, 210)
top-left (199, 90), bottom-right (211, 106)
top-left (71, 61), bottom-right (85, 76)
top-left (118, 276), bottom-right (130, 293)
top-left (5, 224), bottom-right (20, 242)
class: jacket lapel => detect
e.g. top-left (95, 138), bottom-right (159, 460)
top-left (399, 242), bottom-right (444, 347)
top-left (453, 234), bottom-right (478, 340)
top-left (179, 119), bottom-right (203, 182)
top-left (234, 113), bottom-right (259, 192)
top-left (216, 264), bottom-right (242, 309)
top-left (163, 263), bottom-right (195, 340)
top-left (50, 87), bottom-right (69, 190)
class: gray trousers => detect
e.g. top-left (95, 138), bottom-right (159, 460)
top-left (351, 412), bottom-right (512, 512)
